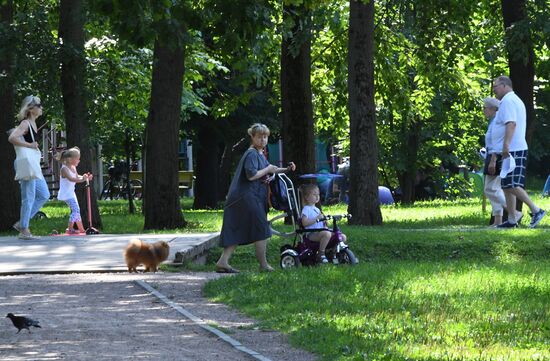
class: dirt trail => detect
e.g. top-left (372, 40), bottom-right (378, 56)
top-left (0, 272), bottom-right (316, 361)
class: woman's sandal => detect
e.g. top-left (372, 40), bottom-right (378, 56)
top-left (215, 266), bottom-right (240, 274)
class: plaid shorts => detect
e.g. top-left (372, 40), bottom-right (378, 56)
top-left (501, 150), bottom-right (527, 189)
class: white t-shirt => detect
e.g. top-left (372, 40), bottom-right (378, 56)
top-left (57, 165), bottom-right (77, 201)
top-left (491, 91), bottom-right (528, 152)
top-left (301, 205), bottom-right (324, 229)
top-left (485, 116), bottom-right (498, 154)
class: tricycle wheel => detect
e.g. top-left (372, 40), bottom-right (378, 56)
top-left (337, 248), bottom-right (359, 265)
top-left (280, 254), bottom-right (301, 269)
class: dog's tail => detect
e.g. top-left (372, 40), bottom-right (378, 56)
top-left (123, 238), bottom-right (142, 258)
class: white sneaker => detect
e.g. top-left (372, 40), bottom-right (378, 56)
top-left (12, 221), bottom-right (21, 232)
top-left (18, 233), bottom-right (38, 240)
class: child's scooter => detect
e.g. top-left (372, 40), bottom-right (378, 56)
top-left (85, 177), bottom-right (100, 235)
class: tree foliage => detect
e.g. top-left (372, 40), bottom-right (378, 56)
top-left (1, 0), bottom-right (548, 227)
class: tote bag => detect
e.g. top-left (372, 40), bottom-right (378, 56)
top-left (13, 121), bottom-right (43, 181)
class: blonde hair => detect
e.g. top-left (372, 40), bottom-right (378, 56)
top-left (17, 95), bottom-right (41, 121)
top-left (55, 146), bottom-right (81, 164)
top-left (300, 183), bottom-right (319, 206)
top-left (247, 123), bottom-right (270, 137)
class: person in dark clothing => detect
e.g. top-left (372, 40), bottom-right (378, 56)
top-left (215, 123), bottom-right (296, 273)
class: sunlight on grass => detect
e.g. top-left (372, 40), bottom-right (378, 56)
top-left (3, 191), bottom-right (550, 360)
top-left (205, 261), bottom-right (550, 361)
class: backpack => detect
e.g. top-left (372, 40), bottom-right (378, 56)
top-left (269, 174), bottom-right (289, 211)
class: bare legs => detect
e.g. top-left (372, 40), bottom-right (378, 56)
top-left (216, 240), bottom-right (273, 272)
top-left (308, 231), bottom-right (331, 256)
top-left (254, 240), bottom-right (274, 271)
top-left (216, 244), bottom-right (238, 270)
top-left (503, 187), bottom-right (540, 224)
top-left (68, 221), bottom-right (86, 233)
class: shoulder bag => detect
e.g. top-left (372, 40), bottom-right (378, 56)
top-left (13, 121), bottom-right (43, 181)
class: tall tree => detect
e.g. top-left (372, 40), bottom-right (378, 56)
top-left (281, 2), bottom-right (315, 176)
top-left (500, 0), bottom-right (536, 145)
top-left (143, 15), bottom-right (186, 229)
top-left (89, 0), bottom-right (188, 229)
top-left (59, 0), bottom-right (102, 229)
top-left (347, 0), bottom-right (382, 225)
top-left (0, 0), bottom-right (20, 231)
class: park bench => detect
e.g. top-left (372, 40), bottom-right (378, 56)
top-left (129, 170), bottom-right (194, 196)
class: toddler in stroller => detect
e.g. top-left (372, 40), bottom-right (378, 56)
top-left (269, 174), bottom-right (358, 269)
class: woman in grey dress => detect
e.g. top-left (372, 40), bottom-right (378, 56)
top-left (216, 123), bottom-right (296, 273)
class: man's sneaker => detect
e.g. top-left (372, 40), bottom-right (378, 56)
top-left (496, 221), bottom-right (518, 229)
top-left (12, 221), bottom-right (21, 232)
top-left (317, 254), bottom-right (329, 264)
top-left (529, 209), bottom-right (546, 229)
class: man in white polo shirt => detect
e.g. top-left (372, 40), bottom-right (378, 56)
top-left (492, 75), bottom-right (545, 228)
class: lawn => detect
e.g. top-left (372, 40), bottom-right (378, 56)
top-left (3, 188), bottom-right (550, 360)
top-left (202, 193), bottom-right (550, 361)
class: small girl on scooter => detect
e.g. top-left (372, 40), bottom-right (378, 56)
top-left (300, 184), bottom-right (348, 264)
top-left (55, 147), bottom-right (92, 234)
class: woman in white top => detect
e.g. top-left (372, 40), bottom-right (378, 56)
top-left (482, 97), bottom-right (508, 226)
top-left (55, 147), bottom-right (92, 234)
top-left (8, 96), bottom-right (50, 240)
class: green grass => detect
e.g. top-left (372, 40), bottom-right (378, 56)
top-left (201, 193), bottom-right (550, 361)
top-left (204, 261), bottom-right (550, 361)
top-left (3, 190), bottom-right (550, 360)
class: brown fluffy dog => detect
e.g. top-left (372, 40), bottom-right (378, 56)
top-left (123, 239), bottom-right (170, 273)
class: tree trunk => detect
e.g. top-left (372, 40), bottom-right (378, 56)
top-left (347, 0), bottom-right (382, 225)
top-left (193, 121), bottom-right (221, 209)
top-left (500, 0), bottom-right (536, 145)
top-left (281, 3), bottom-right (315, 178)
top-left (143, 39), bottom-right (186, 229)
top-left (0, 0), bottom-right (21, 231)
top-left (397, 121), bottom-right (420, 204)
top-left (59, 0), bottom-right (102, 230)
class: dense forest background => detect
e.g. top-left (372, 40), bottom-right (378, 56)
top-left (1, 0), bottom-right (548, 230)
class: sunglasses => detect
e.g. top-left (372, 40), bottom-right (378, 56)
top-left (29, 103), bottom-right (42, 109)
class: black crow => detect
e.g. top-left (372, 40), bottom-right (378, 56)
top-left (6, 313), bottom-right (41, 333)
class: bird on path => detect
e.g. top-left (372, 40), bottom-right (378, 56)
top-left (6, 313), bottom-right (42, 333)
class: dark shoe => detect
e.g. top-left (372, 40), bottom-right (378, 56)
top-left (496, 221), bottom-right (518, 229)
top-left (529, 209), bottom-right (546, 229)
top-left (215, 266), bottom-right (240, 274)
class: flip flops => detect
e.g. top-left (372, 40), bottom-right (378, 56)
top-left (215, 266), bottom-right (240, 274)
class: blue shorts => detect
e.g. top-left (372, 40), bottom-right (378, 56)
top-left (501, 150), bottom-right (527, 189)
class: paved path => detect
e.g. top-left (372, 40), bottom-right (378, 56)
top-left (0, 233), bottom-right (219, 275)
top-left (0, 273), bottom-right (317, 361)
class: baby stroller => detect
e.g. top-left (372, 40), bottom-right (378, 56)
top-left (268, 173), bottom-right (359, 269)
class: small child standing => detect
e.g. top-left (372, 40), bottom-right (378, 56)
top-left (300, 184), bottom-right (347, 264)
top-left (55, 147), bottom-right (92, 234)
